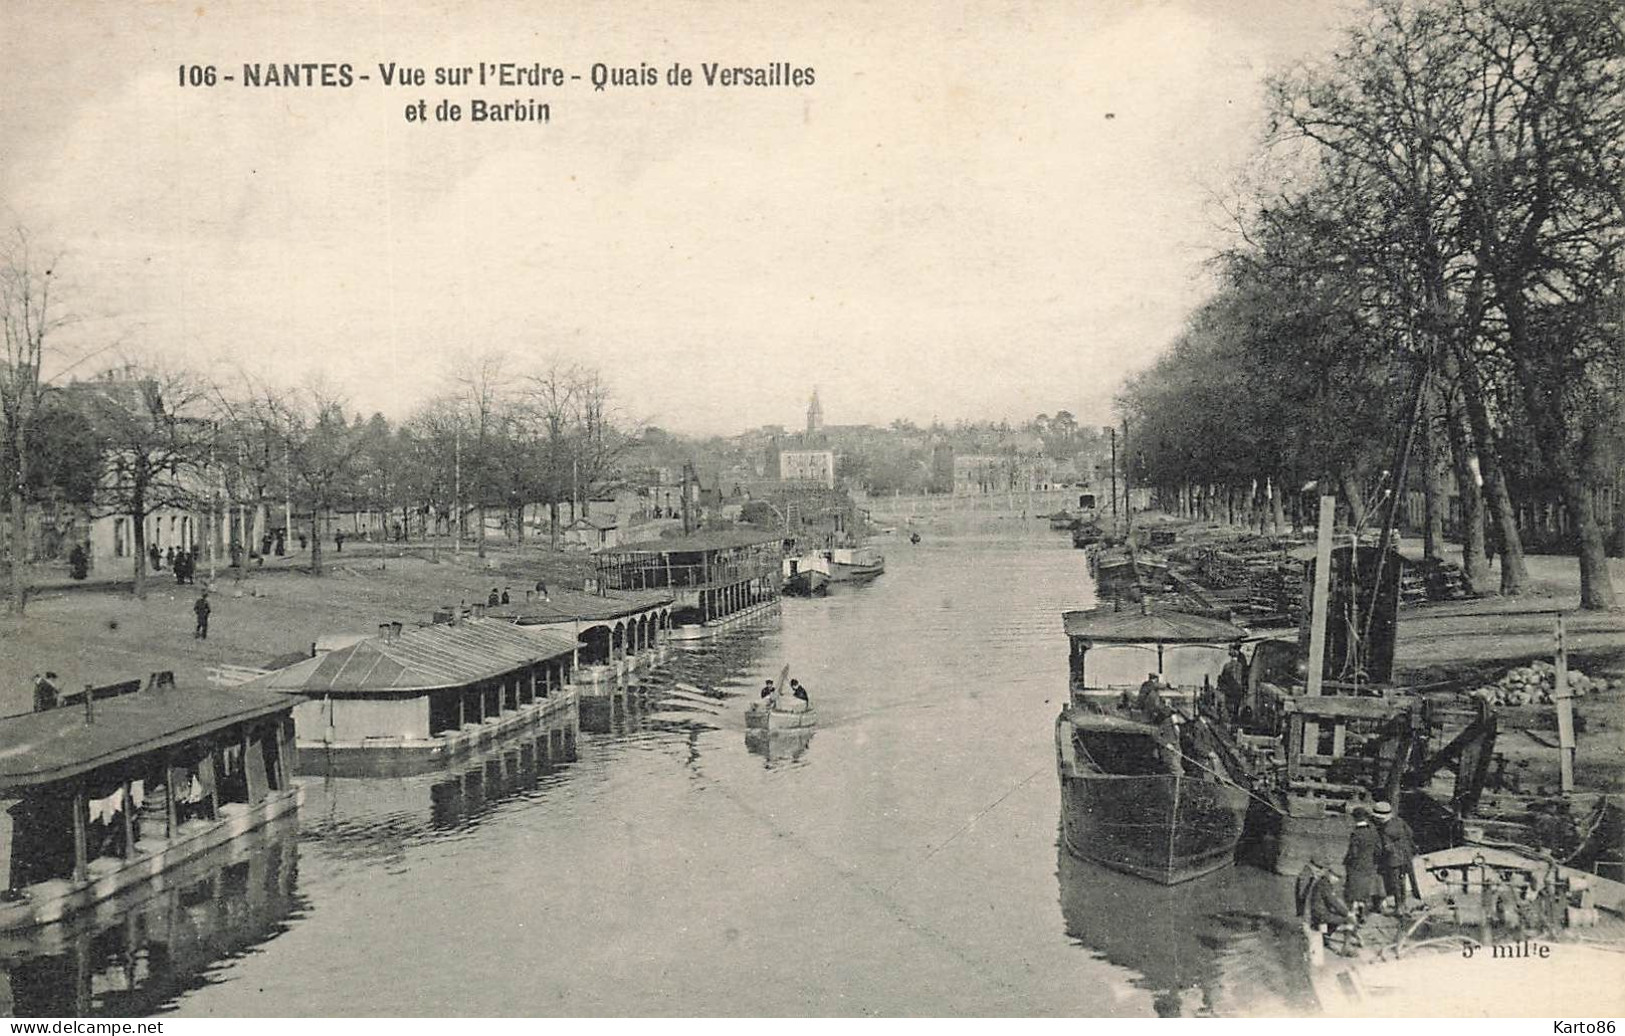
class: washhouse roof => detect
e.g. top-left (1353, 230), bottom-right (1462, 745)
top-left (487, 588), bottom-right (672, 625)
top-left (604, 529), bottom-right (784, 554)
top-left (0, 686), bottom-right (299, 789)
top-left (250, 619), bottom-right (578, 697)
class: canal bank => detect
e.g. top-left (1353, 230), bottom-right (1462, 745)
top-left (140, 523), bottom-right (1309, 1017)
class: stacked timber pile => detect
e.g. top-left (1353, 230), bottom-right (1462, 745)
top-left (1178, 542), bottom-right (1304, 626)
top-left (1469, 662), bottom-right (1618, 707)
top-left (1400, 556), bottom-right (1473, 604)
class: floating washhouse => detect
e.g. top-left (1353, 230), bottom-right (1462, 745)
top-left (250, 617), bottom-right (580, 776)
top-left (592, 530), bottom-right (784, 638)
top-left (487, 588), bottom-right (673, 684)
top-left (0, 685), bottom-right (302, 932)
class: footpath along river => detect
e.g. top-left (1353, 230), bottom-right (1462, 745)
top-left (3, 521), bottom-right (1316, 1017)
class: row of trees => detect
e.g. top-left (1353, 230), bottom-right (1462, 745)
top-left (1119, 0), bottom-right (1623, 609)
top-left (1, 232), bottom-right (638, 612)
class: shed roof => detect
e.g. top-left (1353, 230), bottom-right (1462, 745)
top-left (604, 529), bottom-right (784, 554)
top-left (567, 513), bottom-right (619, 530)
top-left (0, 686), bottom-right (299, 789)
top-left (250, 620), bottom-right (578, 697)
top-left (1063, 608), bottom-right (1249, 644)
top-left (487, 588), bottom-right (673, 625)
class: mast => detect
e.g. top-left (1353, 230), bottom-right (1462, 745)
top-left (1360, 356), bottom-right (1434, 660)
top-left (1306, 493), bottom-right (1336, 697)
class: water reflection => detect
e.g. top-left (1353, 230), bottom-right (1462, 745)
top-left (300, 717), bottom-right (580, 859)
top-left (1055, 835), bottom-right (1316, 1017)
top-left (0, 815), bottom-right (302, 1018)
top-left (579, 621), bottom-right (778, 736)
top-left (744, 727), bottom-right (815, 768)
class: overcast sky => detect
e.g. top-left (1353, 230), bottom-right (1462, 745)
top-left (2, 0), bottom-right (1354, 436)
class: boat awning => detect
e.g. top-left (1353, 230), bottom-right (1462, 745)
top-left (1062, 609), bottom-right (1249, 645)
top-left (1064, 709), bottom-right (1161, 735)
top-left (249, 620), bottom-right (579, 697)
top-left (0, 686), bottom-right (299, 789)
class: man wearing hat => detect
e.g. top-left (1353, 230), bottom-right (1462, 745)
top-left (1343, 804), bottom-right (1384, 919)
top-left (1295, 854), bottom-right (1328, 921)
top-left (1136, 672), bottom-right (1171, 724)
top-left (1295, 857), bottom-right (1359, 959)
top-left (1374, 800), bottom-right (1419, 911)
top-left (1218, 645), bottom-right (1247, 722)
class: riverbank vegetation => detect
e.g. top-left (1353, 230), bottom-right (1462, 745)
top-left (1118, 0), bottom-right (1623, 609)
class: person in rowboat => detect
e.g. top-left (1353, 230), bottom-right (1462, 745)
top-left (759, 680), bottom-right (777, 702)
top-left (790, 680), bottom-right (809, 703)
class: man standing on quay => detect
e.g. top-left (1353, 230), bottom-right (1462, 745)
top-left (194, 589), bottom-right (212, 640)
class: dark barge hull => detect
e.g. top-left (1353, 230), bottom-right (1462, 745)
top-left (1056, 716), bottom-right (1250, 885)
top-left (782, 570), bottom-right (830, 597)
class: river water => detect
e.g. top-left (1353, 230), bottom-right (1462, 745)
top-left (2, 522), bottom-right (1318, 1017)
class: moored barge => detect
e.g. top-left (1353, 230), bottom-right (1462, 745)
top-left (1056, 608), bottom-right (1258, 884)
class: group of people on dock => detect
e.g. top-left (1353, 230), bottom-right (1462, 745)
top-left (1295, 801), bottom-right (1419, 950)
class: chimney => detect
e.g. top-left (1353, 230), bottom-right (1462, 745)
top-left (83, 684), bottom-right (95, 725)
top-left (391, 622), bottom-right (403, 640)
top-left (379, 623), bottom-right (393, 640)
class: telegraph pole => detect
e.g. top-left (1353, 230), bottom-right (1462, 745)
top-left (681, 462), bottom-right (694, 535)
top-left (454, 424), bottom-right (462, 555)
top-left (1122, 418), bottom-right (1132, 538)
top-left (1109, 427), bottom-right (1118, 527)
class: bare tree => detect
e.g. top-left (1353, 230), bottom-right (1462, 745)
top-left (572, 368), bottom-right (640, 514)
top-left (452, 352), bottom-right (512, 560)
top-left (75, 360), bottom-right (214, 598)
top-left (236, 379), bottom-right (367, 577)
top-left (1, 229), bottom-right (71, 614)
top-left (522, 360), bottom-right (577, 549)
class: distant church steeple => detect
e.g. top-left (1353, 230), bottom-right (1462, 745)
top-left (807, 388), bottom-right (824, 436)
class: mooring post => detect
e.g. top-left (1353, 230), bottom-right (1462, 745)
top-left (1305, 494), bottom-right (1336, 698)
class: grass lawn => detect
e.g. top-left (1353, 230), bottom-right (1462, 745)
top-left (0, 538), bottom-right (598, 718)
